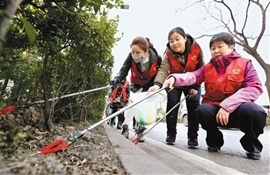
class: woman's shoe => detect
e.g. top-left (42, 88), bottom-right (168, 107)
top-left (121, 124), bottom-right (129, 139)
top-left (246, 152), bottom-right (261, 160)
top-left (166, 132), bottom-right (176, 145)
top-left (207, 146), bottom-right (220, 152)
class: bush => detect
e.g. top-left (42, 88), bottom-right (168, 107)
top-left (266, 117), bottom-right (270, 126)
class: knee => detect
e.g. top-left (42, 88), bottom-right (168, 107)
top-left (238, 103), bottom-right (267, 127)
top-left (195, 104), bottom-right (215, 122)
top-left (195, 104), bottom-right (209, 115)
top-left (239, 103), bottom-right (266, 119)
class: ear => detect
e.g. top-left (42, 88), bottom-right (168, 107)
top-left (184, 36), bottom-right (187, 42)
top-left (229, 44), bottom-right (235, 50)
top-left (145, 49), bottom-right (149, 55)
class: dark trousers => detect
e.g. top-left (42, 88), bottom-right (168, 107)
top-left (166, 88), bottom-right (201, 138)
top-left (109, 106), bottom-right (125, 127)
top-left (196, 102), bottom-right (266, 152)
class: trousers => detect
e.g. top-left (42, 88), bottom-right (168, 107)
top-left (196, 102), bottom-right (266, 152)
top-left (166, 88), bottom-right (201, 138)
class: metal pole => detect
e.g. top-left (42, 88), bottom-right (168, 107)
top-left (29, 85), bottom-right (110, 105)
top-left (80, 87), bottom-right (167, 135)
top-left (143, 94), bottom-right (191, 136)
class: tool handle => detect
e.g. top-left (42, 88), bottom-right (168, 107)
top-left (144, 94), bottom-right (191, 136)
top-left (0, 85), bottom-right (111, 114)
top-left (80, 86), bottom-right (167, 135)
top-left (34, 85), bottom-right (110, 104)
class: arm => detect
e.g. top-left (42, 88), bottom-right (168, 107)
top-left (168, 67), bottom-right (205, 87)
top-left (114, 53), bottom-right (133, 81)
top-left (153, 53), bottom-right (171, 87)
top-left (220, 61), bottom-right (263, 113)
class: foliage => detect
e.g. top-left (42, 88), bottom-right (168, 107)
top-left (266, 117), bottom-right (270, 126)
top-left (0, 0), bottom-right (124, 130)
top-left (0, 127), bottom-right (27, 156)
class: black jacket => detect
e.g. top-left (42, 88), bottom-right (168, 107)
top-left (115, 47), bottom-right (161, 92)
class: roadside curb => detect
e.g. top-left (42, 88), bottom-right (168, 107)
top-left (104, 125), bottom-right (178, 175)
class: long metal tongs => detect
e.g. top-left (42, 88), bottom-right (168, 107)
top-left (132, 94), bottom-right (191, 145)
top-left (38, 86), bottom-right (167, 155)
top-left (0, 85), bottom-right (110, 115)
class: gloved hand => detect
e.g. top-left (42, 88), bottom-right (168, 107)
top-left (110, 77), bottom-right (120, 85)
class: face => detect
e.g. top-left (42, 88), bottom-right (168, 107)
top-left (210, 41), bottom-right (235, 59)
top-left (131, 45), bottom-right (148, 57)
top-left (169, 32), bottom-right (186, 53)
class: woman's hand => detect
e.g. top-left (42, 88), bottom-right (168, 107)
top-left (148, 85), bottom-right (160, 92)
top-left (216, 108), bottom-right (230, 126)
top-left (164, 77), bottom-right (175, 92)
top-left (189, 89), bottom-right (198, 98)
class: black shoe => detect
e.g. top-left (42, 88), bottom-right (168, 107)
top-left (135, 125), bottom-right (146, 142)
top-left (208, 146), bottom-right (220, 152)
top-left (121, 124), bottom-right (129, 138)
top-left (166, 132), bottom-right (176, 145)
top-left (188, 137), bottom-right (199, 149)
top-left (246, 152), bottom-right (261, 160)
top-left (117, 125), bottom-right (122, 130)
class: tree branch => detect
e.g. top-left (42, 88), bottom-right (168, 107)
top-left (199, 1), bottom-right (245, 43)
top-left (241, 0), bottom-right (250, 35)
top-left (214, 0), bottom-right (261, 50)
top-left (215, 0), bottom-right (239, 35)
top-left (250, 0), bottom-right (270, 50)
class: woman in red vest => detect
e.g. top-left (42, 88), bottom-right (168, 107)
top-left (165, 32), bottom-right (267, 160)
top-left (110, 36), bottom-right (162, 141)
top-left (107, 79), bottom-right (130, 129)
top-left (148, 27), bottom-right (204, 147)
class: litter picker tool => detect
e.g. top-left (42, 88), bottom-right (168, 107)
top-left (38, 86), bottom-right (167, 155)
top-left (132, 94), bottom-right (191, 145)
top-left (0, 85), bottom-right (110, 115)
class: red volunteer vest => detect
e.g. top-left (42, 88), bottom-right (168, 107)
top-left (166, 42), bottom-right (200, 73)
top-left (130, 57), bottom-right (160, 86)
top-left (202, 57), bottom-right (250, 105)
top-left (109, 80), bottom-right (129, 106)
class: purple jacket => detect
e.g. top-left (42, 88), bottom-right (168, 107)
top-left (168, 50), bottom-right (263, 113)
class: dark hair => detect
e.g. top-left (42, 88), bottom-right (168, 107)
top-left (168, 27), bottom-right (186, 41)
top-left (130, 37), bottom-right (153, 52)
top-left (209, 32), bottom-right (235, 48)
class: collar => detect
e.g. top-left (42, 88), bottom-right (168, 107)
top-left (210, 49), bottom-right (241, 67)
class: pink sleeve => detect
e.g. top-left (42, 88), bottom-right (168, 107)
top-left (167, 67), bottom-right (205, 87)
top-left (220, 61), bottom-right (263, 113)
top-left (220, 86), bottom-right (262, 113)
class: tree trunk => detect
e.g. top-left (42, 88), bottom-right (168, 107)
top-left (0, 0), bottom-right (23, 54)
top-left (245, 47), bottom-right (270, 105)
top-left (43, 54), bottom-right (53, 131)
top-left (264, 66), bottom-right (270, 104)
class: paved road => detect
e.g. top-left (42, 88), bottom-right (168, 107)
top-left (106, 121), bottom-right (269, 174)
top-left (133, 122), bottom-right (270, 175)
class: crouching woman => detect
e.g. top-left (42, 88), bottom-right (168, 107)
top-left (164, 32), bottom-right (267, 160)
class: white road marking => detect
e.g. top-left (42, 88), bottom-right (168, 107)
top-left (144, 136), bottom-right (248, 175)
